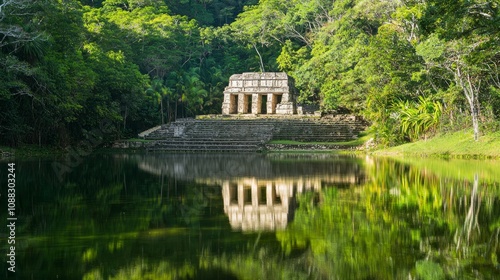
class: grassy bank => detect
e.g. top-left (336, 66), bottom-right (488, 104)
top-left (269, 139), bottom-right (363, 147)
top-left (393, 157), bottom-right (500, 182)
top-left (269, 132), bottom-right (372, 147)
top-left (374, 129), bottom-right (500, 159)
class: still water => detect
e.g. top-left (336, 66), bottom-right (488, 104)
top-left (1, 153), bottom-right (499, 279)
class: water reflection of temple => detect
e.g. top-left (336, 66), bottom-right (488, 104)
top-left (221, 176), bottom-right (360, 231)
top-left (126, 153), bottom-right (366, 231)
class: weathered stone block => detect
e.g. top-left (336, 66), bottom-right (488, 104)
top-left (267, 93), bottom-right (277, 114)
top-left (225, 88), bottom-right (242, 93)
top-left (241, 73), bottom-right (261, 80)
top-left (252, 93), bottom-right (262, 114)
top-left (259, 79), bottom-right (274, 87)
top-left (276, 102), bottom-right (295, 115)
top-left (237, 94), bottom-right (251, 114)
top-left (222, 72), bottom-right (297, 115)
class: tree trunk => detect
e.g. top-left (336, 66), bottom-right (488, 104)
top-left (166, 95), bottom-right (170, 123)
top-left (253, 43), bottom-right (265, 72)
top-left (470, 103), bottom-right (480, 141)
top-left (160, 97), bottom-right (164, 125)
top-left (123, 105), bottom-right (128, 131)
top-left (466, 73), bottom-right (481, 141)
top-left (175, 98), bottom-right (178, 121)
top-left (455, 67), bottom-right (481, 141)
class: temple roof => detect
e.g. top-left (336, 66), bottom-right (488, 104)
top-left (229, 72), bottom-right (289, 80)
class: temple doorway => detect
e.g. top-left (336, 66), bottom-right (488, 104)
top-left (231, 94), bottom-right (238, 114)
top-left (246, 95), bottom-right (252, 113)
top-left (244, 186), bottom-right (252, 205)
top-left (261, 95), bottom-right (268, 114)
top-left (276, 94), bottom-right (282, 105)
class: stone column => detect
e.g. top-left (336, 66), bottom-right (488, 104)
top-left (238, 183), bottom-right (244, 208)
top-left (223, 93), bottom-right (239, 114)
top-left (281, 92), bottom-right (290, 103)
top-left (238, 94), bottom-right (248, 114)
top-left (229, 94), bottom-right (237, 114)
top-left (266, 183), bottom-right (273, 206)
top-left (275, 183), bottom-right (287, 208)
top-left (222, 182), bottom-right (230, 213)
top-left (267, 94), bottom-right (276, 114)
top-left (251, 182), bottom-right (258, 207)
top-left (222, 93), bottom-right (231, 114)
top-left (251, 93), bottom-right (262, 114)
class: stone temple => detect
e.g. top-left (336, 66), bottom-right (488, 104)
top-left (222, 72), bottom-right (296, 115)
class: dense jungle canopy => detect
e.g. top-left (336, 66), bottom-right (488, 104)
top-left (1, 0), bottom-right (499, 146)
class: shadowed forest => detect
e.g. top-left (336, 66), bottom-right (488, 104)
top-left (1, 0), bottom-right (499, 146)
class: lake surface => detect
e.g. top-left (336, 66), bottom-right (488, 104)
top-left (1, 153), bottom-right (499, 279)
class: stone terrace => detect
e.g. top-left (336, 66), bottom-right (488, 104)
top-left (123, 115), bottom-right (368, 152)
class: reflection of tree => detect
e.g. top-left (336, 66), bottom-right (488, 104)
top-left (365, 158), bottom-right (500, 279)
top-left (269, 158), bottom-right (500, 279)
top-left (4, 155), bottom-right (500, 279)
top-left (9, 156), bottom-right (222, 279)
top-left (200, 247), bottom-right (309, 280)
top-left (276, 189), bottom-right (415, 279)
top-left (456, 174), bottom-right (481, 251)
top-left (83, 260), bottom-right (197, 280)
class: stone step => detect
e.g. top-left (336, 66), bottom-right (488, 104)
top-left (149, 139), bottom-right (259, 143)
top-left (146, 142), bottom-right (261, 152)
top-left (138, 115), bottom-right (369, 151)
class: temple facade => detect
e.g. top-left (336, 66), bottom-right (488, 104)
top-left (221, 72), bottom-right (296, 115)
top-left (221, 175), bottom-right (361, 231)
top-left (221, 178), bottom-right (317, 231)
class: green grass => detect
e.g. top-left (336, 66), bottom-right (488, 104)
top-left (269, 133), bottom-right (372, 147)
top-left (375, 129), bottom-right (500, 159)
top-left (394, 157), bottom-right (500, 182)
top-left (265, 149), bottom-right (341, 154)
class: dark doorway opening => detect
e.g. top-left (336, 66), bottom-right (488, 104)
top-left (261, 95), bottom-right (268, 114)
top-left (231, 95), bottom-right (238, 114)
top-left (258, 186), bottom-right (267, 205)
top-left (229, 183), bottom-right (238, 204)
top-left (276, 94), bottom-right (283, 105)
top-left (244, 186), bottom-right (252, 205)
top-left (246, 95), bottom-right (252, 113)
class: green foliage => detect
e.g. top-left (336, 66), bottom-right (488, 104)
top-left (415, 260), bottom-right (445, 280)
top-left (230, 0), bottom-right (500, 144)
top-left (0, 0), bottom-right (259, 146)
top-left (1, 0), bottom-right (500, 147)
top-left (395, 96), bottom-right (442, 141)
top-left (415, 34), bottom-right (446, 62)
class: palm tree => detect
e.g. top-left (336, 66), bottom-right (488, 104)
top-left (146, 78), bottom-right (170, 125)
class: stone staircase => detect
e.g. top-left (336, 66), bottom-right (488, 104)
top-left (137, 125), bottom-right (162, 138)
top-left (271, 118), bottom-right (366, 142)
top-left (133, 115), bottom-right (367, 152)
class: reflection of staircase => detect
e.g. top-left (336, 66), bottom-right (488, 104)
top-left (146, 139), bottom-right (266, 152)
top-left (135, 115), bottom-right (367, 152)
